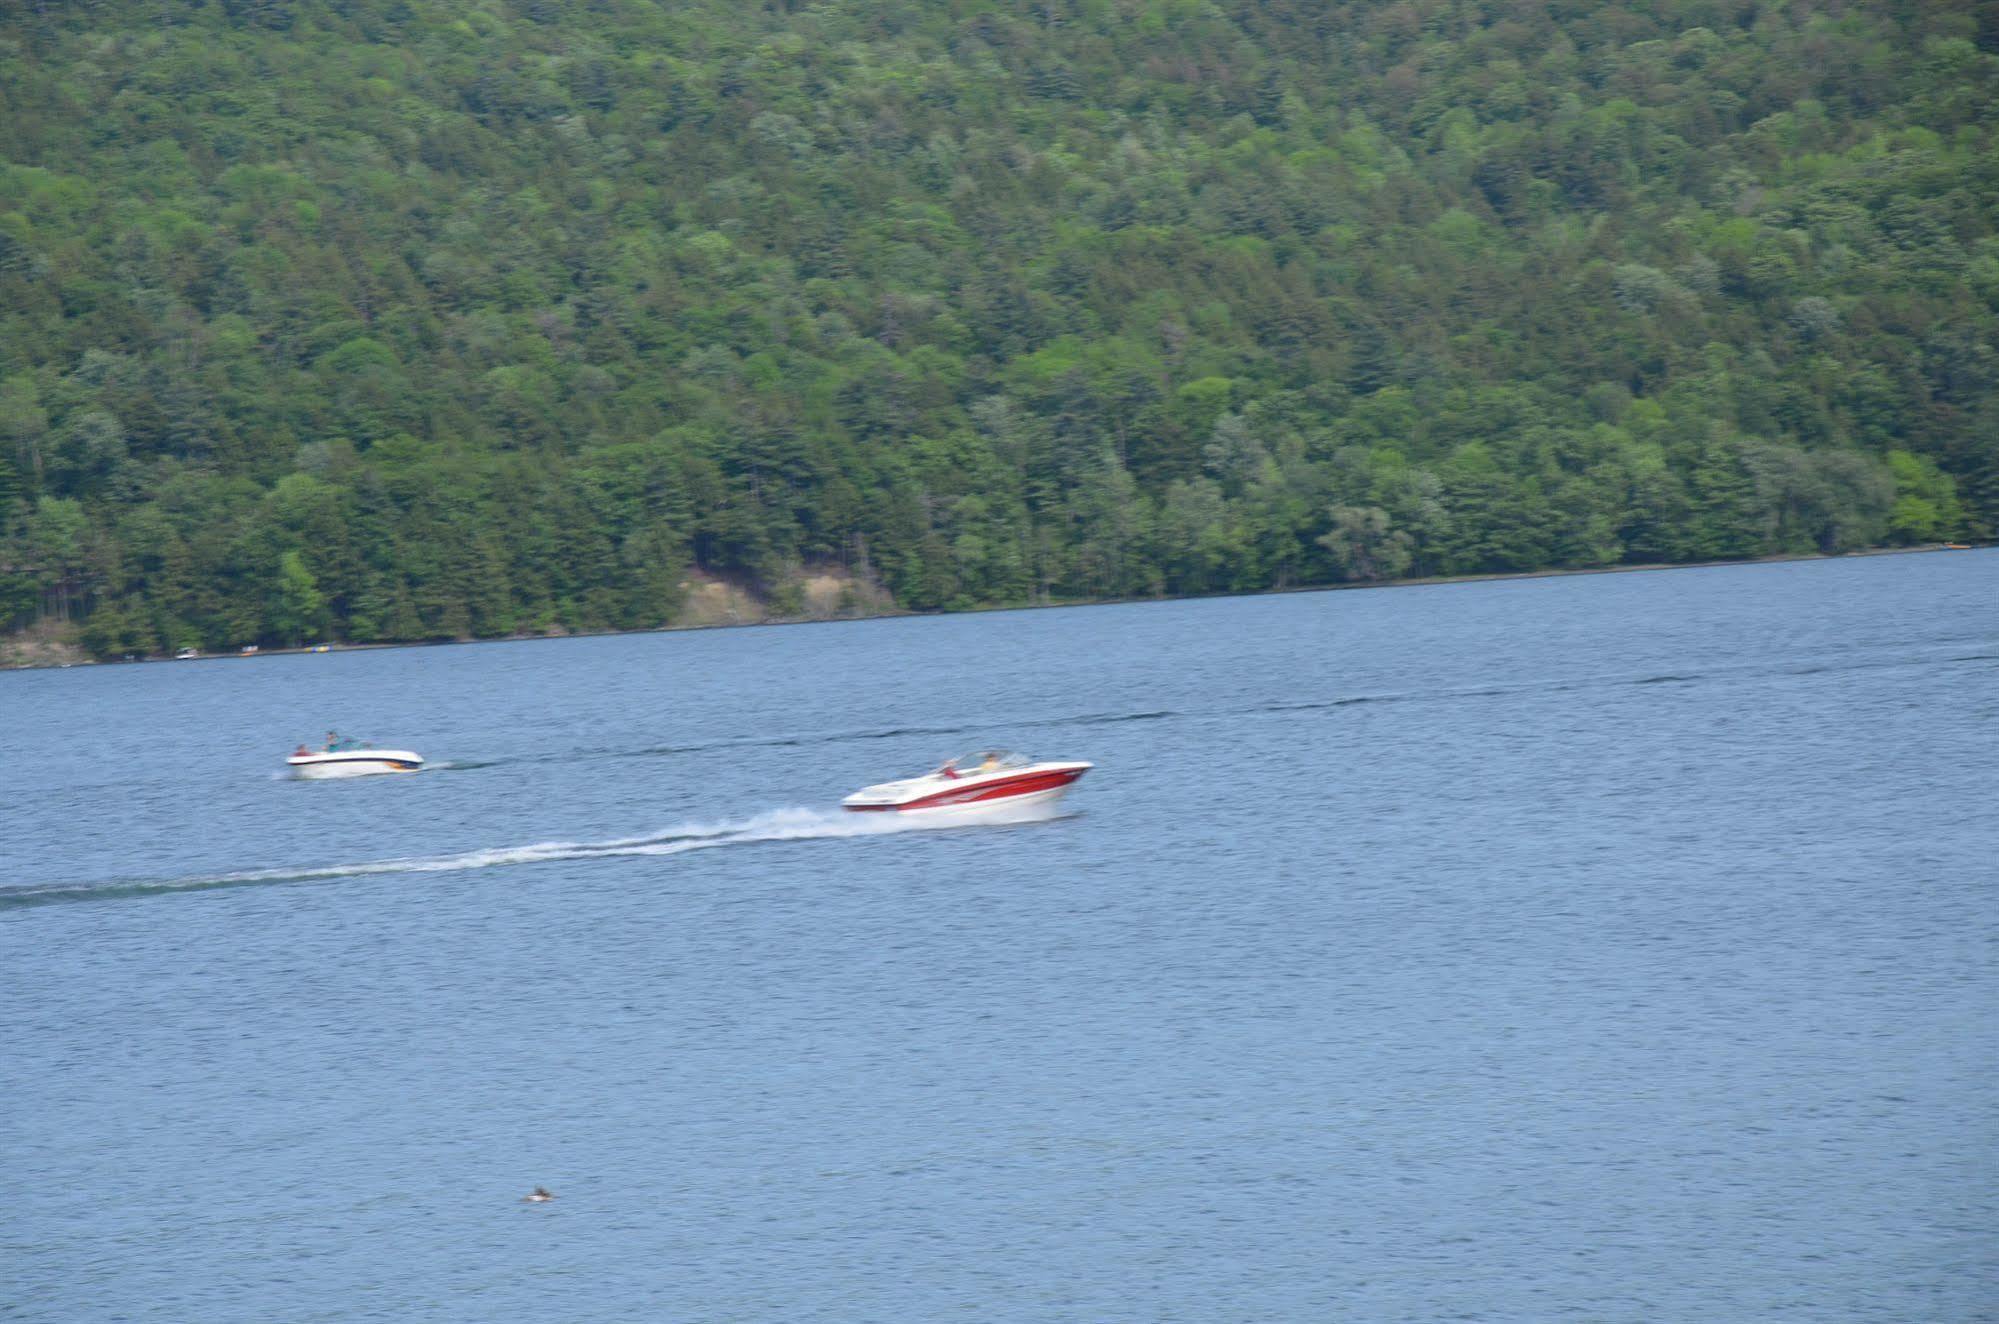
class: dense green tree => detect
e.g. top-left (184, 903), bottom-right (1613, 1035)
top-left (1319, 506), bottom-right (1413, 583)
top-left (0, 0), bottom-right (1990, 657)
top-left (270, 550), bottom-right (325, 646)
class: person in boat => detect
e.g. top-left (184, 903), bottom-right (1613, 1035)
top-left (523, 1187), bottom-right (556, 1202)
top-left (293, 743), bottom-right (311, 758)
top-left (978, 752), bottom-right (1001, 773)
top-left (324, 731), bottom-right (341, 752)
top-left (937, 759), bottom-right (959, 780)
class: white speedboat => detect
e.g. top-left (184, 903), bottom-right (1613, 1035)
top-left (843, 750), bottom-right (1092, 821)
top-left (287, 747), bottom-right (424, 779)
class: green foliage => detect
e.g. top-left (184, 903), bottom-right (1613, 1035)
top-left (1885, 449), bottom-right (1968, 543)
top-left (1319, 506), bottom-right (1412, 583)
top-left (0, 0), bottom-right (1993, 655)
top-left (271, 549), bottom-right (325, 645)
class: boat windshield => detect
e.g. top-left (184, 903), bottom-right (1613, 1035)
top-left (940, 749), bottom-right (1029, 776)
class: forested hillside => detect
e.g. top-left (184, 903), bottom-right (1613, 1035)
top-left (1, 0), bottom-right (1993, 657)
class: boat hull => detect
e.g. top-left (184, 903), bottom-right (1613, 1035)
top-left (288, 751), bottom-right (423, 779)
top-left (843, 761), bottom-right (1090, 820)
top-left (852, 784), bottom-right (1079, 824)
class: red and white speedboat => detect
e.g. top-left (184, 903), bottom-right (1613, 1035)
top-left (842, 750), bottom-right (1092, 821)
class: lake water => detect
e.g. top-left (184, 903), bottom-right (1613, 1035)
top-left (5, 552), bottom-right (1995, 1321)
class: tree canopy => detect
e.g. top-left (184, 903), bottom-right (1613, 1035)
top-left (1, 0), bottom-right (1992, 657)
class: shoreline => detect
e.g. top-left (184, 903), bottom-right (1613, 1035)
top-left (3, 542), bottom-right (1984, 673)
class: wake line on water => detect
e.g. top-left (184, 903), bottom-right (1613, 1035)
top-left (0, 808), bottom-right (957, 912)
top-left (444, 709), bottom-right (1181, 771)
top-left (430, 647), bottom-right (1995, 774)
top-left (622, 707), bottom-right (1179, 758)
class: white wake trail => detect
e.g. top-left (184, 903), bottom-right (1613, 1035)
top-left (1, 806), bottom-right (979, 909)
top-left (228, 806), bottom-right (939, 882)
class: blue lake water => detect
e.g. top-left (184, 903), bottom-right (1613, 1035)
top-left (4, 551), bottom-right (1996, 1321)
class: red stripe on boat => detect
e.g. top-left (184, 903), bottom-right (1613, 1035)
top-left (870, 766), bottom-right (1086, 811)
